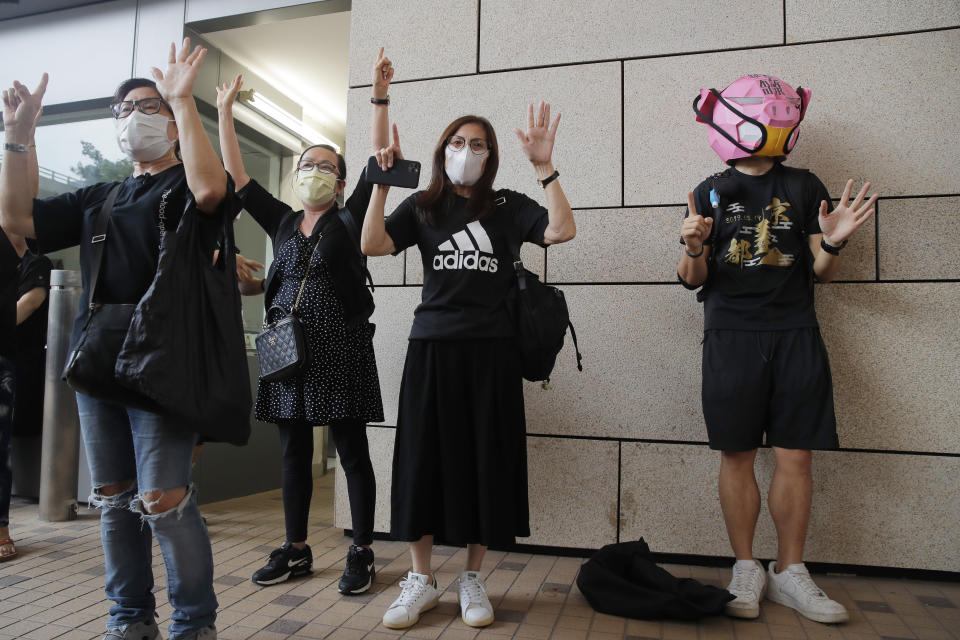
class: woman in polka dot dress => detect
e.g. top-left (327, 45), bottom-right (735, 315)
top-left (215, 49), bottom-right (396, 594)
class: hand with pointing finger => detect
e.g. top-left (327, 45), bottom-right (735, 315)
top-left (372, 47), bottom-right (394, 100)
top-left (374, 123), bottom-right (403, 171)
top-left (681, 190), bottom-right (714, 255)
top-left (2, 73), bottom-right (47, 144)
top-left (818, 179), bottom-right (878, 247)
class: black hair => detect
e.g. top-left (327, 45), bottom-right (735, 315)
top-left (298, 144), bottom-right (346, 181)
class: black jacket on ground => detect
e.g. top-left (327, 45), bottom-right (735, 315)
top-left (576, 539), bottom-right (734, 621)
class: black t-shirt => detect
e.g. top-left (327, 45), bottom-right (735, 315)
top-left (0, 229), bottom-right (20, 359)
top-left (687, 164), bottom-right (830, 331)
top-left (386, 189), bottom-right (550, 340)
top-left (32, 164), bottom-right (191, 351)
top-left (16, 250), bottom-right (54, 353)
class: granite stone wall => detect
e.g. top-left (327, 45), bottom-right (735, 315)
top-left (338, 1), bottom-right (960, 572)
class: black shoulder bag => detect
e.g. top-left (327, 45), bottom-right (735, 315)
top-left (502, 194), bottom-right (583, 387)
top-left (62, 183), bottom-right (160, 411)
top-left (255, 232), bottom-right (322, 382)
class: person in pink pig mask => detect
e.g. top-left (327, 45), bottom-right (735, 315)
top-left (678, 74), bottom-right (878, 624)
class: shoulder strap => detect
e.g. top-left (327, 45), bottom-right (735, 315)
top-left (336, 206), bottom-right (375, 292)
top-left (86, 183), bottom-right (123, 307)
top-left (780, 166), bottom-right (811, 235)
top-left (494, 191), bottom-right (522, 262)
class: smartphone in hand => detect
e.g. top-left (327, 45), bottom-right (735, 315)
top-left (366, 156), bottom-right (421, 189)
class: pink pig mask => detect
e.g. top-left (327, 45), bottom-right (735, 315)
top-left (693, 74), bottom-right (812, 165)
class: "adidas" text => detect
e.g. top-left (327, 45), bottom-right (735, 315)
top-left (432, 250), bottom-right (499, 273)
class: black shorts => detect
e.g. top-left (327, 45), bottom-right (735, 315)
top-left (701, 327), bottom-right (839, 451)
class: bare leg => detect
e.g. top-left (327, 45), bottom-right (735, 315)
top-left (465, 544), bottom-right (486, 572)
top-left (769, 447), bottom-right (812, 569)
top-left (719, 449), bottom-right (760, 560)
top-left (410, 535), bottom-right (433, 576)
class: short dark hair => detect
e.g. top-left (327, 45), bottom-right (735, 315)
top-left (112, 78), bottom-right (165, 110)
top-left (298, 144), bottom-right (346, 181)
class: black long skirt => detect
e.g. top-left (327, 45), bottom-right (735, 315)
top-left (390, 338), bottom-right (530, 547)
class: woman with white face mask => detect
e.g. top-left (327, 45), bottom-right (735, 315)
top-left (0, 39), bottom-right (227, 640)
top-left (361, 105), bottom-right (576, 630)
top-left (215, 48), bottom-right (395, 595)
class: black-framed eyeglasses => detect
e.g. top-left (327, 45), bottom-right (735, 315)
top-left (297, 159), bottom-right (341, 177)
top-left (111, 97), bottom-right (170, 119)
top-left (447, 135), bottom-right (489, 155)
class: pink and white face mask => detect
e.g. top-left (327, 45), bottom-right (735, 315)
top-left (693, 74), bottom-right (812, 164)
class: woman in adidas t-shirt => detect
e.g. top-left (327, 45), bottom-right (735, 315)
top-left (362, 104), bottom-right (576, 630)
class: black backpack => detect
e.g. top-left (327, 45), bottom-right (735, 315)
top-left (500, 193), bottom-right (583, 386)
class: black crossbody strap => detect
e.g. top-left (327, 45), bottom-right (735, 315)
top-left (86, 183), bottom-right (123, 308)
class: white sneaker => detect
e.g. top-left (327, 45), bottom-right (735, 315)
top-left (725, 559), bottom-right (767, 619)
top-left (458, 571), bottom-right (494, 627)
top-left (766, 562), bottom-right (848, 624)
top-left (382, 571), bottom-right (440, 629)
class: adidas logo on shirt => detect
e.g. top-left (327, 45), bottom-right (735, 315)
top-left (432, 220), bottom-right (499, 273)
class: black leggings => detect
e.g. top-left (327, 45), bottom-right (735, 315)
top-left (277, 419), bottom-right (375, 546)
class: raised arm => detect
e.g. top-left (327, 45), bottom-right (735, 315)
top-left (0, 74), bottom-right (47, 239)
top-left (152, 38), bottom-right (226, 213)
top-left (514, 101), bottom-right (575, 245)
top-left (361, 124), bottom-right (401, 256)
top-left (677, 190), bottom-right (713, 287)
top-left (215, 74), bottom-right (250, 191)
top-left (371, 47), bottom-right (394, 153)
top-left (810, 179), bottom-right (877, 283)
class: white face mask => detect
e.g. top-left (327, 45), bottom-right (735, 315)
top-left (444, 145), bottom-right (488, 186)
top-left (115, 110), bottom-right (175, 162)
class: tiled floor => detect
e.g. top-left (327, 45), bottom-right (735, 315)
top-left (1, 472), bottom-right (958, 640)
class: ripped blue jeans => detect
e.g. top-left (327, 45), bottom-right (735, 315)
top-left (76, 393), bottom-right (217, 639)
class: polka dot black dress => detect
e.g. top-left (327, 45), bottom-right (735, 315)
top-left (255, 230), bottom-right (384, 425)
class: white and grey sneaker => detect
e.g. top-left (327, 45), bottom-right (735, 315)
top-left (382, 571), bottom-right (439, 629)
top-left (103, 617), bottom-right (161, 640)
top-left (767, 562), bottom-right (848, 624)
top-left (458, 571), bottom-right (494, 627)
top-left (725, 559), bottom-right (767, 619)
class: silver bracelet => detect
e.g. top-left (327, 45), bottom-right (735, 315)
top-left (4, 142), bottom-right (28, 153)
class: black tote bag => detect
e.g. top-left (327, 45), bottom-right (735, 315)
top-left (114, 192), bottom-right (251, 445)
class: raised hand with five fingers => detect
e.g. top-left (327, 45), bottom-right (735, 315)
top-left (818, 179), bottom-right (878, 247)
top-left (514, 101), bottom-right (561, 170)
top-left (216, 74), bottom-right (243, 113)
top-left (152, 37), bottom-right (206, 105)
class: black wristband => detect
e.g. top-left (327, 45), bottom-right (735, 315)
top-left (538, 169), bottom-right (559, 188)
top-left (820, 237), bottom-right (847, 255)
top-left (684, 246), bottom-right (704, 258)
top-left (370, 96), bottom-right (390, 105)
top-left (260, 278), bottom-right (267, 292)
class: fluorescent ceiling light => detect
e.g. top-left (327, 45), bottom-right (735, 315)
top-left (239, 90), bottom-right (340, 152)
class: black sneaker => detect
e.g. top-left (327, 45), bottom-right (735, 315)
top-left (251, 542), bottom-right (313, 586)
top-left (338, 544), bottom-right (375, 594)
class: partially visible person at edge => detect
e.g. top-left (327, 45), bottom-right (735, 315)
top-left (679, 74), bottom-right (878, 625)
top-left (0, 39), bottom-right (229, 640)
top-left (215, 48), bottom-right (394, 594)
top-left (0, 86), bottom-right (42, 564)
top-left (361, 103), bottom-right (576, 630)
